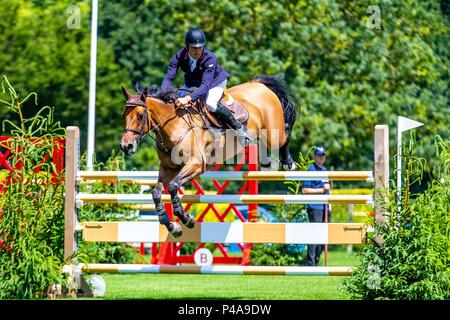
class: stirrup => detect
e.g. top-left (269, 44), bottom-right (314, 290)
top-left (235, 128), bottom-right (251, 148)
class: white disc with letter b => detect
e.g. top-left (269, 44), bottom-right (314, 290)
top-left (194, 248), bottom-right (213, 266)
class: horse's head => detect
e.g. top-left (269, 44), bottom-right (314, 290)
top-left (120, 86), bottom-right (149, 156)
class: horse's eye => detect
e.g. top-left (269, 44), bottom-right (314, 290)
top-left (137, 113), bottom-right (144, 121)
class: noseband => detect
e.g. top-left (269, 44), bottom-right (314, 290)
top-left (123, 102), bottom-right (150, 143)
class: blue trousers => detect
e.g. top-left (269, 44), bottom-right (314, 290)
top-left (307, 208), bottom-right (331, 266)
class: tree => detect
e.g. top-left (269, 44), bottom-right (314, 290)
top-left (1, 0), bottom-right (448, 175)
top-left (0, 0), bottom-right (130, 161)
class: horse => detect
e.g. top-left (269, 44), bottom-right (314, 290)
top-left (120, 75), bottom-right (297, 237)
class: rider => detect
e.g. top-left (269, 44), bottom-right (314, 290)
top-left (161, 28), bottom-right (250, 147)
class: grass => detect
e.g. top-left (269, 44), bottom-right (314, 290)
top-left (93, 251), bottom-right (359, 300)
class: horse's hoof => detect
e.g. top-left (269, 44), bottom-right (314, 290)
top-left (261, 159), bottom-right (279, 171)
top-left (185, 215), bottom-right (196, 229)
top-left (170, 222), bottom-right (183, 238)
top-left (281, 162), bottom-right (298, 171)
top-left (260, 159), bottom-right (272, 168)
top-left (238, 136), bottom-right (251, 149)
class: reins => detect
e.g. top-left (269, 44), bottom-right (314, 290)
top-left (124, 91), bottom-right (196, 153)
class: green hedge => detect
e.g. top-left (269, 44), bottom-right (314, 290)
top-left (343, 134), bottom-right (450, 299)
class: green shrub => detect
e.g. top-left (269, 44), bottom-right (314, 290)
top-left (0, 76), bottom-right (66, 299)
top-left (343, 135), bottom-right (450, 300)
top-left (251, 244), bottom-right (306, 266)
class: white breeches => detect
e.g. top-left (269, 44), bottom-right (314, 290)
top-left (179, 80), bottom-right (227, 112)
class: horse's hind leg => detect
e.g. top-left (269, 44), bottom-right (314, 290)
top-left (280, 140), bottom-right (295, 170)
top-left (279, 126), bottom-right (298, 171)
top-left (260, 127), bottom-right (294, 170)
top-left (168, 160), bottom-right (203, 229)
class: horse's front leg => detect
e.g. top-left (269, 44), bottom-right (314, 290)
top-left (153, 180), bottom-right (182, 237)
top-left (168, 160), bottom-right (203, 229)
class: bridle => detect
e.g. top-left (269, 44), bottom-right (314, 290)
top-left (123, 97), bottom-right (186, 153)
top-left (123, 101), bottom-right (151, 144)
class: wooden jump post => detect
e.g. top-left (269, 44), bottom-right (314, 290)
top-left (64, 126), bottom-right (79, 261)
top-left (374, 125), bottom-right (389, 225)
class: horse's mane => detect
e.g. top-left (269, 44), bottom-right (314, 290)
top-left (135, 83), bottom-right (178, 102)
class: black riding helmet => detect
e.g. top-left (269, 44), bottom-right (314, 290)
top-left (185, 28), bottom-right (206, 48)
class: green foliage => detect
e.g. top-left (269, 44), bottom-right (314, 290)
top-left (0, 76), bottom-right (66, 299)
top-left (1, 0), bottom-right (448, 177)
top-left (101, 0), bottom-right (449, 174)
top-left (0, 0), bottom-right (129, 161)
top-left (78, 242), bottom-right (141, 265)
top-left (178, 242), bottom-right (217, 256)
top-left (343, 134), bottom-right (450, 300)
top-left (250, 244), bottom-right (306, 266)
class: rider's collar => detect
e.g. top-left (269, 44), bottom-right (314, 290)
top-left (188, 54), bottom-right (198, 64)
top-left (184, 47), bottom-right (205, 61)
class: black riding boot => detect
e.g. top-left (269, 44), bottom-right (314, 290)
top-left (214, 103), bottom-right (251, 148)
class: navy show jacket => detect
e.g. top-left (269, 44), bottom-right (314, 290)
top-left (302, 163), bottom-right (331, 211)
top-left (161, 47), bottom-right (229, 101)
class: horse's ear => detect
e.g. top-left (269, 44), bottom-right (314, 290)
top-left (140, 87), bottom-right (148, 102)
top-left (121, 86), bottom-right (131, 100)
top-left (149, 84), bottom-right (159, 96)
top-left (135, 82), bottom-right (143, 93)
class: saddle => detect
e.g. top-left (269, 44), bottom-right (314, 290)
top-left (196, 89), bottom-right (249, 129)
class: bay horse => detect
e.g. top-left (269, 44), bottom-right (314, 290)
top-left (120, 75), bottom-right (297, 237)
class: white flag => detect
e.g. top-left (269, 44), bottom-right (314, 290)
top-left (398, 116), bottom-right (424, 134)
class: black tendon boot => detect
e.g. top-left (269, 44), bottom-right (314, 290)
top-left (214, 103), bottom-right (251, 148)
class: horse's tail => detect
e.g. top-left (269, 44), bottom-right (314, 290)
top-left (252, 74), bottom-right (297, 135)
